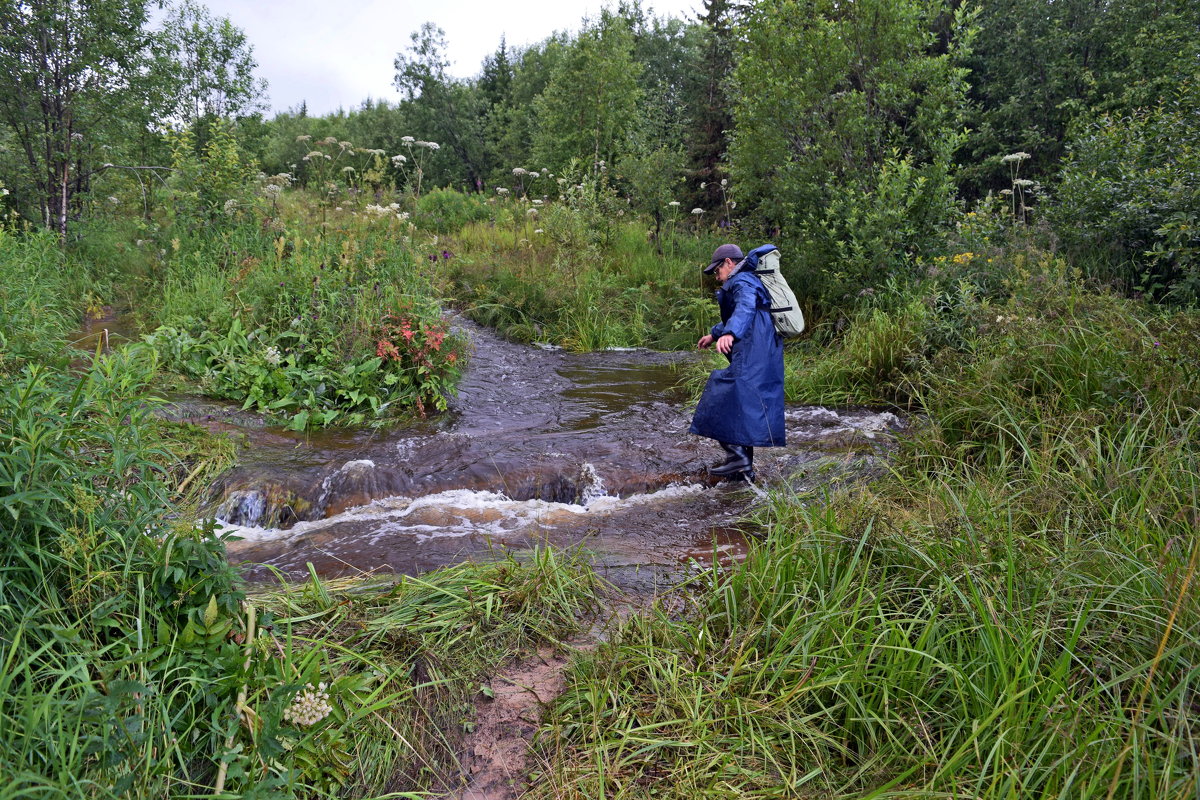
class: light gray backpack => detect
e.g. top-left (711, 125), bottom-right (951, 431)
top-left (751, 248), bottom-right (805, 337)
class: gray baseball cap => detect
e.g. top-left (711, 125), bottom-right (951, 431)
top-left (704, 243), bottom-right (744, 273)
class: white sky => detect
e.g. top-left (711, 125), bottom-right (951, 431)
top-left (190, 0), bottom-right (701, 116)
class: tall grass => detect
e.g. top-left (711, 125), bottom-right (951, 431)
top-left (533, 248), bottom-right (1200, 798)
top-left (442, 201), bottom-right (721, 350)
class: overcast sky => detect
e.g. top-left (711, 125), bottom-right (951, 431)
top-left (188, 0), bottom-right (701, 117)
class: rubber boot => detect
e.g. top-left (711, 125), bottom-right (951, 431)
top-left (709, 444), bottom-right (751, 476)
top-left (709, 441), bottom-right (741, 471)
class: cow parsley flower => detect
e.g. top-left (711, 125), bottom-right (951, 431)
top-left (263, 345), bottom-right (282, 366)
top-left (691, 208), bottom-right (704, 215)
top-left (283, 682), bottom-right (332, 727)
top-left (401, 135), bottom-right (415, 144)
top-left (391, 154), bottom-right (407, 166)
top-left (512, 167), bottom-right (527, 176)
top-left (1001, 152), bottom-right (1031, 163)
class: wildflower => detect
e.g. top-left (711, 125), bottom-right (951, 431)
top-left (527, 208), bottom-right (538, 216)
top-left (71, 132), bottom-right (83, 141)
top-left (341, 166), bottom-right (356, 174)
top-left (107, 196), bottom-right (120, 205)
top-left (441, 249), bottom-right (452, 260)
top-left (397, 211), bottom-right (410, 221)
top-left (720, 178), bottom-right (728, 187)
top-left (1001, 152), bottom-right (1031, 163)
top-left (1, 187), bottom-right (10, 197)
top-left (223, 199), bottom-right (237, 215)
top-left (263, 184), bottom-right (282, 198)
top-left (512, 167), bottom-right (527, 176)
top-left (1013, 179), bottom-right (1034, 187)
top-left (667, 201), bottom-right (680, 207)
top-left (295, 134), bottom-right (312, 143)
top-left (302, 151), bottom-right (323, 161)
top-left (319, 136), bottom-right (338, 146)
top-left (534, 228), bottom-right (544, 234)
top-left (391, 154), bottom-right (407, 166)
top-left (691, 208), bottom-right (704, 215)
top-left (700, 182), bottom-right (707, 189)
top-left (496, 187), bottom-right (509, 195)
top-left (729, 201), bottom-right (737, 209)
top-left (401, 135), bottom-right (415, 144)
top-left (527, 171), bottom-right (539, 178)
top-left (283, 682), bottom-right (332, 727)
top-left (263, 345), bottom-right (282, 366)
top-left (532, 199), bottom-right (543, 206)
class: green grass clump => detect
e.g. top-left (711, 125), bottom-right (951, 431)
top-left (534, 246), bottom-right (1200, 798)
top-left (441, 199), bottom-right (721, 351)
top-left (0, 226), bottom-right (78, 371)
top-left (139, 193), bottom-right (466, 429)
top-left (0, 343), bottom-right (603, 797)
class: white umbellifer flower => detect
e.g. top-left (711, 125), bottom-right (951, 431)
top-left (1013, 179), bottom-right (1034, 187)
top-left (532, 199), bottom-right (543, 205)
top-left (302, 151), bottom-right (323, 161)
top-left (341, 166), bottom-right (355, 173)
top-left (283, 682), bottom-right (332, 727)
top-left (71, 132), bottom-right (83, 141)
top-left (527, 208), bottom-right (538, 216)
top-left (388, 202), bottom-right (400, 210)
top-left (397, 211), bottom-right (410, 220)
top-left (416, 141), bottom-right (440, 150)
top-left (319, 136), bottom-right (338, 146)
top-left (392, 154), bottom-right (407, 166)
top-left (223, 199), bottom-right (237, 215)
top-left (527, 171), bottom-right (539, 178)
top-left (1001, 152), bottom-right (1031, 163)
top-left (730, 201), bottom-right (737, 209)
top-left (335, 206), bottom-right (342, 211)
top-left (401, 135), bottom-right (415, 144)
top-left (720, 178), bottom-right (728, 187)
top-left (700, 182), bottom-right (707, 189)
top-left (496, 187), bottom-right (509, 195)
top-left (263, 184), bottom-right (282, 198)
top-left (691, 208), bottom-right (704, 215)
top-left (263, 345), bottom-right (282, 366)
top-left (107, 196), bottom-right (119, 205)
top-left (295, 134), bottom-right (312, 143)
top-left (534, 228), bottom-right (544, 234)
top-left (364, 204), bottom-right (390, 216)
top-left (1, 188), bottom-right (9, 197)
top-left (999, 189), bottom-right (1013, 196)
top-left (668, 201), bottom-right (680, 207)
top-left (512, 167), bottom-right (527, 176)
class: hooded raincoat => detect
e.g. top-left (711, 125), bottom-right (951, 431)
top-left (689, 248), bottom-right (786, 447)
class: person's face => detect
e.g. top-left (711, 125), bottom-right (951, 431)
top-left (715, 258), bottom-right (737, 283)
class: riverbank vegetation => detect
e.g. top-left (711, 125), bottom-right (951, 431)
top-left (2, 0), bottom-right (1198, 796)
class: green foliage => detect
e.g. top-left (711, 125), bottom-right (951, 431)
top-left (0, 226), bottom-right (75, 371)
top-left (727, 0), bottom-right (974, 309)
top-left (533, 11), bottom-right (643, 172)
top-left (1053, 80), bottom-right (1200, 302)
top-left (146, 207), bottom-right (464, 428)
top-left (167, 120), bottom-right (258, 224)
top-left (413, 187), bottom-right (491, 233)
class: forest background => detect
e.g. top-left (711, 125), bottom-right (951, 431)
top-left (1, 0), bottom-right (1199, 798)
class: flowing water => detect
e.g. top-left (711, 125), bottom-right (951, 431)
top-left (174, 319), bottom-right (905, 590)
top-left (73, 313), bottom-right (904, 590)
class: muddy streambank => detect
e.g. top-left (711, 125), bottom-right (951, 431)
top-left (168, 317), bottom-right (906, 591)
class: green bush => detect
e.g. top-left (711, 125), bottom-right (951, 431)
top-left (413, 187), bottom-right (491, 233)
top-left (148, 209), bottom-right (464, 428)
top-left (1053, 80), bottom-right (1200, 302)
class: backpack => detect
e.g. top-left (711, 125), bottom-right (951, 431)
top-left (743, 245), bottom-right (805, 337)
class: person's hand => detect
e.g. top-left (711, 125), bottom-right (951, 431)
top-left (716, 334), bottom-right (734, 354)
top-left (697, 334), bottom-right (714, 349)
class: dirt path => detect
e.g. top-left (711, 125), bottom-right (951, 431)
top-left (447, 603), bottom-right (640, 800)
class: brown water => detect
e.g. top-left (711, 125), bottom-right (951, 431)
top-left (67, 311), bottom-right (904, 589)
top-left (176, 318), bottom-right (905, 590)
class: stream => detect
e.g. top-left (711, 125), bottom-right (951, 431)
top-left (76, 313), bottom-right (905, 591)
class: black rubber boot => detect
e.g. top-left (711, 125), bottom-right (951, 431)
top-left (709, 444), bottom-right (751, 476)
top-left (710, 441), bottom-right (741, 471)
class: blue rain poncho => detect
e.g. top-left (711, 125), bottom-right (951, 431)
top-left (689, 247), bottom-right (786, 447)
